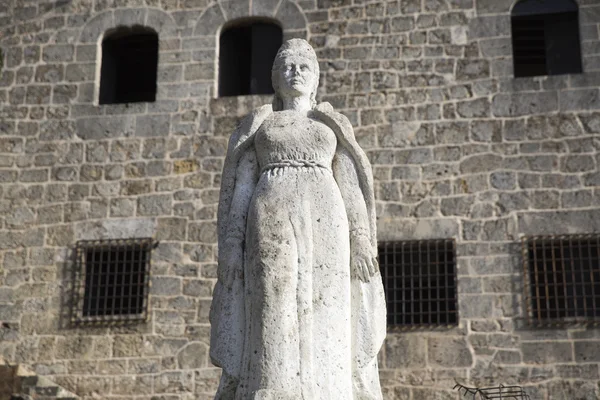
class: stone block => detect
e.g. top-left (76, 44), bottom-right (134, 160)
top-left (137, 194), bottom-right (172, 216)
top-left (275, 1), bottom-right (306, 30)
top-left (113, 335), bottom-right (143, 357)
top-left (25, 85), bottom-right (51, 104)
top-left (456, 98), bottom-right (491, 118)
top-left (435, 121), bottom-right (468, 143)
top-left (47, 225), bottom-right (73, 246)
top-left (428, 337), bottom-right (473, 367)
top-left (575, 341), bottom-right (600, 362)
top-left (56, 336), bottom-right (94, 360)
top-left (492, 92), bottom-right (558, 117)
top-left (384, 334), bottom-right (426, 368)
top-left (547, 381), bottom-right (600, 400)
top-left (75, 218), bottom-right (156, 240)
top-left (456, 60), bottom-right (490, 81)
top-left (151, 276), bottom-right (182, 296)
top-left (518, 210), bottom-right (600, 235)
top-left (76, 117), bottom-right (136, 140)
top-left (556, 364), bottom-right (600, 380)
top-left (412, 389), bottom-right (455, 400)
top-left (468, 16), bottom-right (510, 39)
top-left (135, 114), bottom-right (170, 137)
top-left (390, 16), bottom-right (414, 32)
top-left (156, 217), bottom-right (187, 241)
top-left (154, 371), bottom-right (194, 394)
top-left (42, 45), bottom-right (74, 62)
top-left (382, 387), bottom-right (412, 400)
top-left (182, 279), bottom-right (212, 297)
top-left (65, 63), bottom-right (95, 82)
top-left (109, 198), bottom-right (135, 217)
top-left (252, 0), bottom-right (279, 16)
top-left (459, 295), bottom-right (496, 318)
top-left (522, 342), bottom-right (573, 364)
top-left (559, 89), bottom-right (600, 111)
top-left (177, 342), bottom-right (208, 369)
top-left (490, 171), bottom-right (516, 190)
top-left (112, 375), bottom-right (153, 395)
top-left (460, 154), bottom-right (502, 173)
top-left (194, 4), bottom-right (225, 35)
top-left (188, 221), bottom-right (217, 243)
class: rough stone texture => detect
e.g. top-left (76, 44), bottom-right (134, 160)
top-left (0, 0), bottom-right (599, 399)
top-left (211, 39), bottom-right (385, 398)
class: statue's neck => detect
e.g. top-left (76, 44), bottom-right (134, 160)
top-left (281, 96), bottom-right (311, 113)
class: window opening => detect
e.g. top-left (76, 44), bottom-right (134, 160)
top-left (72, 238), bottom-right (153, 325)
top-left (379, 239), bottom-right (458, 329)
top-left (523, 234), bottom-right (600, 326)
top-left (511, 0), bottom-right (582, 77)
top-left (219, 21), bottom-right (282, 97)
top-left (99, 26), bottom-right (159, 104)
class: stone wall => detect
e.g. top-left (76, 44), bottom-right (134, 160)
top-left (0, 0), bottom-right (599, 399)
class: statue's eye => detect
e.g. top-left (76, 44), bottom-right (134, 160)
top-left (300, 65), bottom-right (309, 71)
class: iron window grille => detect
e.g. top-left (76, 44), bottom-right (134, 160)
top-left (379, 239), bottom-right (458, 329)
top-left (523, 234), bottom-right (600, 327)
top-left (72, 238), bottom-right (153, 326)
top-left (99, 26), bottom-right (159, 104)
top-left (511, 0), bottom-right (582, 78)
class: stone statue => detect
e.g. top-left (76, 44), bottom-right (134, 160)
top-left (210, 39), bottom-right (386, 400)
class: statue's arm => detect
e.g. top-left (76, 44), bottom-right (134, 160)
top-left (219, 146), bottom-right (258, 287)
top-left (333, 146), bottom-right (378, 282)
top-left (224, 146), bottom-right (258, 242)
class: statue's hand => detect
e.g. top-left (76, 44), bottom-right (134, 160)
top-left (218, 238), bottom-right (244, 288)
top-left (351, 234), bottom-right (378, 282)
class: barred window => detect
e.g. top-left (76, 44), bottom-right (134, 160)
top-left (379, 239), bottom-right (458, 329)
top-left (219, 20), bottom-right (282, 97)
top-left (72, 238), bottom-right (153, 325)
top-left (511, 0), bottom-right (582, 78)
top-left (99, 26), bottom-right (159, 104)
top-left (523, 234), bottom-right (600, 326)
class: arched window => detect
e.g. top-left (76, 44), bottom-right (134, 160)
top-left (99, 26), bottom-right (159, 104)
top-left (219, 21), bottom-right (282, 97)
top-left (511, 0), bottom-right (582, 78)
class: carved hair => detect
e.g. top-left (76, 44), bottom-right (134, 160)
top-left (271, 38), bottom-right (320, 111)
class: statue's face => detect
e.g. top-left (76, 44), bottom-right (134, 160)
top-left (276, 53), bottom-right (317, 98)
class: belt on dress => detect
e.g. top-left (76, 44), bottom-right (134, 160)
top-left (260, 159), bottom-right (331, 175)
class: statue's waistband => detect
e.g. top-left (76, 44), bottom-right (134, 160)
top-left (260, 160), bottom-right (331, 174)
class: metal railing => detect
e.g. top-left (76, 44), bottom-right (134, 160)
top-left (454, 382), bottom-right (531, 400)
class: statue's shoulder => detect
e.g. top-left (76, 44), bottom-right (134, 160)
top-left (313, 102), bottom-right (353, 133)
top-left (230, 104), bottom-right (273, 147)
top-left (246, 104), bottom-right (273, 122)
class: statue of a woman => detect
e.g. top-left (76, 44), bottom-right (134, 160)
top-left (210, 39), bottom-right (386, 400)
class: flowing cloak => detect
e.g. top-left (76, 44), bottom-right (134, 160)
top-left (209, 102), bottom-right (386, 385)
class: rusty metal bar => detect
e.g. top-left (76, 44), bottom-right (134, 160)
top-left (73, 238), bottom-right (154, 326)
top-left (523, 234), bottom-right (600, 326)
top-left (379, 239), bottom-right (457, 330)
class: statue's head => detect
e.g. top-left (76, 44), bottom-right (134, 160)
top-left (271, 38), bottom-right (320, 111)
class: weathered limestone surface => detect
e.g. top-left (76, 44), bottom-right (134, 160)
top-left (0, 0), bottom-right (599, 399)
top-left (211, 39), bottom-right (385, 399)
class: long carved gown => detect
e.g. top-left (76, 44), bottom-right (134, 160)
top-left (212, 105), bottom-right (385, 400)
top-left (236, 110), bottom-right (356, 399)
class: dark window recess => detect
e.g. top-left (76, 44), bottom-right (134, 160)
top-left (99, 26), bottom-right (159, 104)
top-left (511, 0), bottom-right (582, 78)
top-left (219, 22), bottom-right (282, 97)
top-left (523, 234), bottom-right (600, 326)
top-left (72, 238), bottom-right (153, 325)
top-left (379, 239), bottom-right (458, 329)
